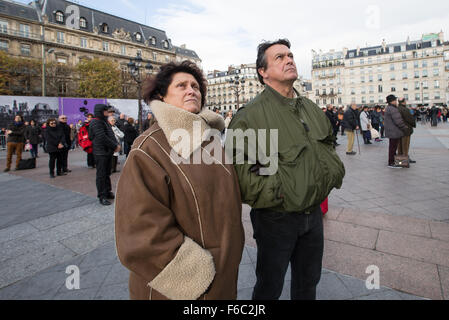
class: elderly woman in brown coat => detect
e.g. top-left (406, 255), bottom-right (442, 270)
top-left (115, 61), bottom-right (245, 300)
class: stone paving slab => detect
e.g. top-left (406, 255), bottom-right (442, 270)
top-left (323, 219), bottom-right (379, 250)
top-left (430, 221), bottom-right (449, 242)
top-left (438, 266), bottom-right (449, 300)
top-left (376, 230), bottom-right (449, 268)
top-left (323, 239), bottom-right (442, 300)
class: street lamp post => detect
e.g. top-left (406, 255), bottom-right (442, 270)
top-left (127, 52), bottom-right (153, 133)
top-left (228, 71), bottom-right (246, 110)
top-left (41, 47), bottom-right (54, 96)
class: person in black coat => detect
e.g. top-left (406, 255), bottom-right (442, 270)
top-left (25, 119), bottom-right (42, 158)
top-left (88, 104), bottom-right (120, 206)
top-left (44, 118), bottom-right (66, 178)
top-left (342, 104), bottom-right (360, 155)
top-left (124, 117), bottom-right (138, 157)
top-left (325, 105), bottom-right (339, 146)
top-left (58, 115), bottom-right (72, 173)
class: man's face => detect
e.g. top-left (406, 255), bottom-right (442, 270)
top-left (351, 104), bottom-right (357, 110)
top-left (391, 100), bottom-right (398, 106)
top-left (59, 115), bottom-right (67, 124)
top-left (87, 115), bottom-right (93, 122)
top-left (259, 44), bottom-right (298, 86)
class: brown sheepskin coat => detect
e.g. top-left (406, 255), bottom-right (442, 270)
top-left (115, 100), bottom-right (245, 300)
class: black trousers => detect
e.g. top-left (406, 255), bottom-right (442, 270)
top-left (111, 155), bottom-right (118, 173)
top-left (87, 153), bottom-right (95, 167)
top-left (250, 206), bottom-right (324, 300)
top-left (95, 155), bottom-right (112, 199)
top-left (388, 138), bottom-right (400, 165)
top-left (61, 148), bottom-right (69, 171)
top-left (49, 152), bottom-right (63, 174)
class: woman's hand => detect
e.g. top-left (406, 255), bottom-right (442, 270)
top-left (58, 143), bottom-right (64, 149)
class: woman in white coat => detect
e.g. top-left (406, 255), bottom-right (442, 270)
top-left (359, 106), bottom-right (372, 144)
top-left (108, 116), bottom-right (124, 173)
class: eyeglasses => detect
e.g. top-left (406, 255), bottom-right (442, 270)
top-left (49, 122), bottom-right (56, 125)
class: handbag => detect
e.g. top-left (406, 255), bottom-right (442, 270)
top-left (370, 128), bottom-right (380, 139)
top-left (394, 155), bottom-right (409, 168)
top-left (320, 197), bottom-right (328, 216)
top-left (24, 143), bottom-right (33, 151)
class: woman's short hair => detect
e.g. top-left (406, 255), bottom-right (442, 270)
top-left (143, 60), bottom-right (207, 108)
top-left (127, 117), bottom-right (134, 125)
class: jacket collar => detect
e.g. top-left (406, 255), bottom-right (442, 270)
top-left (150, 100), bottom-right (225, 158)
top-left (264, 85), bottom-right (301, 107)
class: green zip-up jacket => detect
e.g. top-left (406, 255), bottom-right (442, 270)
top-left (226, 85), bottom-right (345, 213)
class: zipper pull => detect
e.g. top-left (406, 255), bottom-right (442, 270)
top-left (300, 119), bottom-right (310, 132)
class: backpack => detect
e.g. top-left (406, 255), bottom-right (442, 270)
top-left (78, 124), bottom-right (93, 153)
top-left (17, 158), bottom-right (36, 170)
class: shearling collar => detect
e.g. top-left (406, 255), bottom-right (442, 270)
top-left (150, 100), bottom-right (225, 158)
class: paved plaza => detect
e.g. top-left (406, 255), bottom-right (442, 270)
top-left (0, 122), bottom-right (448, 300)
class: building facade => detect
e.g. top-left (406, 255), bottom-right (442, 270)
top-left (0, 0), bottom-right (201, 96)
top-left (312, 32), bottom-right (449, 108)
top-left (206, 63), bottom-right (310, 112)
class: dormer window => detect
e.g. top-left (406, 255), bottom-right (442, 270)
top-left (135, 32), bottom-right (142, 42)
top-left (149, 37), bottom-right (156, 45)
top-left (55, 11), bottom-right (64, 23)
top-left (79, 17), bottom-right (87, 29)
top-left (101, 23), bottom-right (109, 33)
top-left (163, 40), bottom-right (169, 49)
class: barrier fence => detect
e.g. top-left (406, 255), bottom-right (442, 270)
top-left (0, 134), bottom-right (6, 151)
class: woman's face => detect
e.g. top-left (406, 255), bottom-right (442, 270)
top-left (14, 116), bottom-right (21, 122)
top-left (49, 121), bottom-right (56, 127)
top-left (163, 72), bottom-right (202, 114)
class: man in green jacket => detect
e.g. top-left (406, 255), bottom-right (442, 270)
top-left (227, 39), bottom-right (345, 300)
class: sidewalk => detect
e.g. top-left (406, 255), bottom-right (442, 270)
top-left (0, 122), bottom-right (447, 300)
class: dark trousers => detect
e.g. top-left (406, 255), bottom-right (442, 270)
top-left (61, 148), bottom-right (69, 171)
top-left (87, 153), bottom-right (95, 167)
top-left (388, 138), bottom-right (400, 165)
top-left (95, 155), bottom-right (112, 199)
top-left (30, 144), bottom-right (38, 158)
top-left (111, 155), bottom-right (118, 173)
top-left (250, 207), bottom-right (324, 300)
top-left (380, 125), bottom-right (385, 138)
top-left (49, 152), bottom-right (63, 174)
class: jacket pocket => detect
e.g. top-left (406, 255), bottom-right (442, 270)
top-left (278, 144), bottom-right (307, 166)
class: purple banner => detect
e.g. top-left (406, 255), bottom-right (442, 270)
top-left (59, 98), bottom-right (107, 125)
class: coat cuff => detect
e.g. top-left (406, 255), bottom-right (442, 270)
top-left (149, 237), bottom-right (215, 300)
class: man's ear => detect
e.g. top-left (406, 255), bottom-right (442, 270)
top-left (258, 67), bottom-right (266, 81)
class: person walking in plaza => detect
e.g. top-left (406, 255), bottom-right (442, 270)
top-left (397, 98), bottom-right (416, 164)
top-left (142, 112), bottom-right (156, 131)
top-left (371, 106), bottom-right (383, 142)
top-left (342, 104), bottom-right (360, 155)
top-left (228, 39), bottom-right (345, 300)
top-left (78, 114), bottom-right (95, 168)
top-left (325, 104), bottom-right (340, 146)
top-left (224, 110), bottom-right (234, 128)
top-left (25, 119), bottom-right (41, 158)
top-left (430, 105), bottom-right (438, 127)
top-left (44, 118), bottom-right (66, 178)
top-left (123, 117), bottom-right (138, 157)
top-left (69, 124), bottom-right (77, 150)
top-left (115, 60), bottom-right (244, 300)
top-left (359, 106), bottom-right (372, 145)
top-left (88, 104), bottom-right (120, 206)
top-left (58, 115), bottom-right (72, 173)
top-left (337, 107), bottom-right (345, 136)
top-left (4, 115), bottom-right (26, 172)
top-left (384, 95), bottom-right (409, 169)
top-left (108, 116), bottom-right (124, 173)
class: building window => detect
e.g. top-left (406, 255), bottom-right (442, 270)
top-left (433, 59), bottom-right (439, 66)
top-left (351, 88), bottom-right (355, 95)
top-left (350, 60), bottom-right (354, 66)
top-left (102, 41), bottom-right (109, 52)
top-left (150, 37), bottom-right (156, 45)
top-left (58, 82), bottom-right (67, 94)
top-left (0, 19), bottom-right (8, 34)
top-left (80, 37), bottom-right (87, 48)
top-left (361, 97), bottom-right (366, 103)
top-left (361, 87), bottom-right (366, 94)
top-left (361, 76), bottom-right (365, 83)
top-left (390, 64), bottom-right (395, 71)
top-left (434, 80), bottom-right (440, 88)
top-left (404, 94), bottom-right (408, 100)
top-left (121, 45), bottom-right (126, 55)
top-left (19, 24), bottom-right (30, 38)
top-left (80, 17), bottom-right (87, 29)
top-left (163, 40), bottom-right (169, 49)
top-left (390, 74), bottom-right (396, 81)
top-left (422, 81), bottom-right (428, 89)
top-left (414, 61), bottom-right (419, 68)
top-left (422, 60), bottom-right (428, 68)
top-left (378, 96), bottom-right (383, 103)
top-left (378, 74), bottom-right (382, 81)
top-left (135, 33), bottom-right (142, 42)
top-left (101, 23), bottom-right (109, 33)
top-left (56, 31), bottom-right (64, 44)
top-left (433, 68), bottom-right (439, 76)
top-left (0, 39), bottom-right (8, 51)
top-left (57, 56), bottom-right (67, 64)
top-left (403, 83), bottom-right (408, 91)
top-left (423, 93), bottom-right (429, 101)
top-left (435, 92), bottom-right (441, 99)
top-left (55, 11), bottom-right (64, 23)
top-left (391, 86), bottom-right (396, 92)
top-left (20, 44), bottom-right (30, 56)
top-left (414, 71), bottom-right (419, 78)
top-left (153, 52), bottom-right (157, 61)
top-left (378, 85), bottom-right (383, 93)
top-left (369, 86), bottom-right (374, 94)
top-left (415, 93), bottom-right (420, 101)
top-left (360, 59), bottom-right (364, 64)
top-left (402, 72), bottom-right (408, 79)
top-left (422, 70), bottom-right (428, 77)
top-left (415, 81), bottom-right (420, 90)
top-left (402, 62), bottom-right (407, 69)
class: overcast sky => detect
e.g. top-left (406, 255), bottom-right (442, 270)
top-left (16, 0), bottom-right (449, 78)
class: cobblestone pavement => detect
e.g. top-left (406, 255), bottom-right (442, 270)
top-left (0, 122), bottom-right (447, 300)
